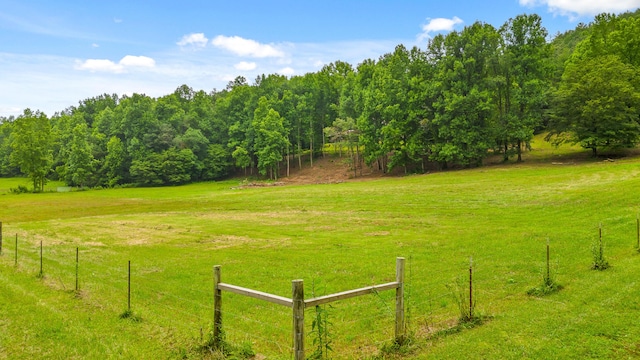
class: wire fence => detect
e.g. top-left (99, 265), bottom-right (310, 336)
top-left (1, 219), bottom-right (638, 359)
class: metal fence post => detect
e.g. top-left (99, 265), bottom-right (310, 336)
top-left (395, 257), bottom-right (406, 344)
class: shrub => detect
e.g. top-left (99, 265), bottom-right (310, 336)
top-left (9, 185), bottom-right (30, 194)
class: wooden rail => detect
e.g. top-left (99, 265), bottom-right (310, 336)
top-left (217, 282), bottom-right (293, 308)
top-left (304, 282), bottom-right (399, 308)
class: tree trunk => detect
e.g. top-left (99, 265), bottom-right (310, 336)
top-left (383, 155), bottom-right (388, 174)
top-left (503, 141), bottom-right (509, 162)
top-left (322, 130), bottom-right (325, 158)
top-left (297, 125), bottom-right (302, 169)
top-left (356, 144), bottom-right (361, 177)
top-left (310, 137), bottom-right (314, 167)
top-left (350, 143), bottom-right (356, 178)
top-left (310, 118), bottom-right (314, 167)
top-left (517, 139), bottom-right (522, 162)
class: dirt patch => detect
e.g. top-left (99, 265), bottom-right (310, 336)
top-left (233, 181), bottom-right (286, 189)
top-left (365, 231), bottom-right (391, 236)
top-left (127, 238), bottom-right (150, 245)
top-left (415, 318), bottom-right (460, 338)
top-left (192, 234), bottom-right (291, 249)
top-left (84, 241), bottom-right (106, 247)
top-left (276, 156), bottom-right (384, 185)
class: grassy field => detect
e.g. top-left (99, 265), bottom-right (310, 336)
top-left (2, 140), bottom-right (640, 359)
top-left (0, 178), bottom-right (65, 194)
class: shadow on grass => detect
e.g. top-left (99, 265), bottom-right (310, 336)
top-left (372, 315), bottom-right (492, 359)
top-left (119, 309), bottom-right (142, 322)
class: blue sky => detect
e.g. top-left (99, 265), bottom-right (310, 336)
top-left (1, 0), bottom-right (639, 117)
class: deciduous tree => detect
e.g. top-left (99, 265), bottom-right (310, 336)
top-left (9, 109), bottom-right (53, 191)
top-left (549, 55), bottom-right (640, 156)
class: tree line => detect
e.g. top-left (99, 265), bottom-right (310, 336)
top-left (0, 11), bottom-right (639, 191)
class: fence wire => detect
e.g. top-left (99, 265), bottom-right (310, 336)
top-left (2, 221), bottom-right (640, 358)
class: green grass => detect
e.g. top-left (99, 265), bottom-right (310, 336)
top-left (2, 143), bottom-right (640, 359)
top-left (0, 177), bottom-right (65, 194)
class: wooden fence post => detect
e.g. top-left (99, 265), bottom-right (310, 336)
top-left (292, 279), bottom-right (304, 360)
top-left (213, 265), bottom-right (222, 349)
top-left (395, 257), bottom-right (406, 344)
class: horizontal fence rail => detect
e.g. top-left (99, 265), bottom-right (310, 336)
top-left (304, 281), bottom-right (399, 308)
top-left (214, 281), bottom-right (402, 309)
top-left (217, 282), bottom-right (293, 308)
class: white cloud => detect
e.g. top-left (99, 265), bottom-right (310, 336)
top-left (278, 67), bottom-right (295, 76)
top-left (211, 35), bottom-right (285, 58)
top-left (91, 43), bottom-right (99, 48)
top-left (113, 18), bottom-right (123, 23)
top-left (76, 59), bottom-right (122, 73)
top-left (119, 55), bottom-right (155, 68)
top-left (234, 61), bottom-right (257, 70)
top-left (1, 37), bottom-right (400, 117)
top-left (519, 0), bottom-right (640, 18)
top-left (418, 16), bottom-right (463, 41)
top-left (76, 55), bottom-right (155, 73)
top-left (423, 16), bottom-right (464, 33)
top-left (177, 33), bottom-right (209, 48)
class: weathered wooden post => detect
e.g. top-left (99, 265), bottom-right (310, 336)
top-left (395, 257), bottom-right (406, 344)
top-left (292, 279), bottom-right (304, 360)
top-left (213, 265), bottom-right (222, 349)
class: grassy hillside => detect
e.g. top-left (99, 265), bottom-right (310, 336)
top-left (2, 142), bottom-right (640, 359)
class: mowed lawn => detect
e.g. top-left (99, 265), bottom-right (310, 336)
top-left (2, 144), bottom-right (640, 359)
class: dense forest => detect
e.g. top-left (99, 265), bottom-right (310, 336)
top-left (1, 11), bottom-right (639, 191)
